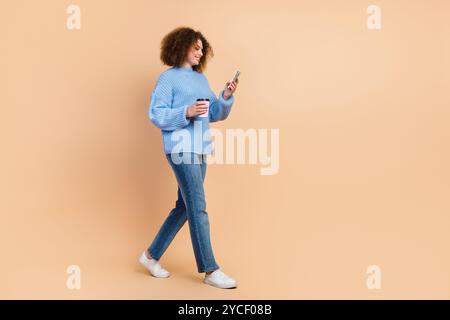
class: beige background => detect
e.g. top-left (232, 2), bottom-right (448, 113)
top-left (1, 0), bottom-right (449, 299)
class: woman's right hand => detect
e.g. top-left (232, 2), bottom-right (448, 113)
top-left (186, 101), bottom-right (209, 118)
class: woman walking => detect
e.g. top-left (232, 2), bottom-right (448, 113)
top-left (139, 27), bottom-right (239, 289)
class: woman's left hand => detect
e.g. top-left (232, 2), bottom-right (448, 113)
top-left (223, 78), bottom-right (239, 100)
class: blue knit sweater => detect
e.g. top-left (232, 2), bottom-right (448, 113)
top-left (148, 66), bottom-right (235, 155)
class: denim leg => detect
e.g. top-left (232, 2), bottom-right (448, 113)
top-left (147, 186), bottom-right (187, 261)
top-left (147, 153), bottom-right (219, 273)
top-left (164, 152), bottom-right (219, 273)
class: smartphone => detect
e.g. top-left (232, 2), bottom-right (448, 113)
top-left (227, 70), bottom-right (240, 89)
top-left (232, 70), bottom-right (240, 83)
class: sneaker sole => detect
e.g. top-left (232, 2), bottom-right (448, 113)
top-left (203, 278), bottom-right (237, 289)
top-left (138, 255), bottom-right (171, 278)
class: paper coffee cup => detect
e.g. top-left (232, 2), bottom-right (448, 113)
top-left (196, 98), bottom-right (210, 118)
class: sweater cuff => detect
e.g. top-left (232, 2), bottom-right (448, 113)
top-left (180, 105), bottom-right (191, 126)
top-left (219, 90), bottom-right (234, 108)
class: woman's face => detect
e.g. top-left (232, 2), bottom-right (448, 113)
top-left (186, 39), bottom-right (203, 66)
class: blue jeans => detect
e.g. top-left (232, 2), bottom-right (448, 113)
top-left (147, 152), bottom-right (220, 273)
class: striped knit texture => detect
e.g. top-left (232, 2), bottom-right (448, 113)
top-left (148, 66), bottom-right (234, 155)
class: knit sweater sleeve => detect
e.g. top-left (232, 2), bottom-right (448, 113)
top-left (148, 73), bottom-right (190, 131)
top-left (209, 89), bottom-right (234, 123)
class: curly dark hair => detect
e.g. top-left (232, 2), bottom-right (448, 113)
top-left (160, 27), bottom-right (214, 73)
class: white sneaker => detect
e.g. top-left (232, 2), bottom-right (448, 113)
top-left (204, 269), bottom-right (237, 289)
top-left (138, 251), bottom-right (171, 278)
